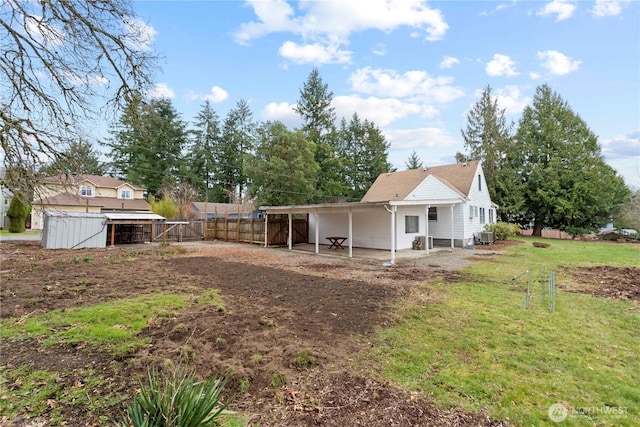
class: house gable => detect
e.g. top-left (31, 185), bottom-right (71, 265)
top-left (405, 175), bottom-right (466, 201)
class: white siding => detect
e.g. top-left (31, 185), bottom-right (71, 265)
top-left (310, 208), bottom-right (392, 250)
top-left (406, 175), bottom-right (461, 200)
top-left (464, 164), bottom-right (495, 240)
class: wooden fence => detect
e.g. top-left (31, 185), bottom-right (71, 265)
top-left (150, 215), bottom-right (309, 246)
top-left (205, 215), bottom-right (308, 246)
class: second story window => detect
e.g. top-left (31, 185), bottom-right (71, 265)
top-left (80, 186), bottom-right (93, 197)
top-left (120, 189), bottom-right (132, 199)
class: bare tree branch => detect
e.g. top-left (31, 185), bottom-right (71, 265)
top-left (1, 0), bottom-right (158, 191)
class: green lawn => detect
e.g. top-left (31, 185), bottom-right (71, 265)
top-left (371, 238), bottom-right (639, 426)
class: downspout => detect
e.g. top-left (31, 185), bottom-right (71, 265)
top-left (348, 207), bottom-right (353, 258)
top-left (384, 204), bottom-right (396, 265)
top-left (314, 208), bottom-right (319, 254)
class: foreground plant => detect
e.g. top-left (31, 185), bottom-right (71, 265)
top-left (117, 368), bottom-right (230, 427)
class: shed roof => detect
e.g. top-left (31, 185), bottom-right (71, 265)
top-left (361, 161), bottom-right (480, 202)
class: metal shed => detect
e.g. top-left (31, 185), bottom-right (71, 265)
top-left (42, 212), bottom-right (108, 249)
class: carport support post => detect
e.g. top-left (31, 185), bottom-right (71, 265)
top-left (450, 205), bottom-right (454, 249)
top-left (110, 223), bottom-right (115, 246)
top-left (348, 208), bottom-right (353, 258)
top-left (390, 205), bottom-right (397, 265)
top-left (425, 204), bottom-right (430, 255)
top-left (288, 210), bottom-right (292, 250)
top-left (314, 209), bottom-right (319, 254)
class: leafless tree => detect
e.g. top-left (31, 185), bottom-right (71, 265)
top-left (1, 0), bottom-right (158, 191)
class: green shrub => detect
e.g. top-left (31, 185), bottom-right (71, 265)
top-left (7, 192), bottom-right (31, 233)
top-left (150, 196), bottom-right (179, 219)
top-left (117, 368), bottom-right (229, 427)
top-left (483, 222), bottom-right (521, 240)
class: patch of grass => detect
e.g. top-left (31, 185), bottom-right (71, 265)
top-left (238, 377), bottom-right (251, 394)
top-left (195, 288), bottom-right (226, 312)
top-left (294, 349), bottom-right (316, 369)
top-left (372, 239), bottom-right (640, 426)
top-left (1, 293), bottom-right (189, 356)
top-left (73, 255), bottom-right (93, 263)
top-left (251, 353), bottom-right (263, 364)
top-left (0, 365), bottom-right (128, 423)
top-left (269, 372), bottom-right (287, 389)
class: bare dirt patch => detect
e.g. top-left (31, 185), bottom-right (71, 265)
top-left (564, 265), bottom-right (640, 302)
top-left (1, 240), bottom-right (504, 426)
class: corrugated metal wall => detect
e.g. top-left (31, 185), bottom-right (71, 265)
top-left (42, 212), bottom-right (108, 249)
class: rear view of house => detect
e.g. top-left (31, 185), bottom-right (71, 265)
top-left (261, 161), bottom-right (497, 262)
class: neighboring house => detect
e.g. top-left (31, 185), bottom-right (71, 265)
top-left (191, 202), bottom-right (262, 220)
top-left (0, 167), bottom-right (12, 229)
top-left (31, 174), bottom-right (150, 230)
top-left (260, 161), bottom-right (497, 263)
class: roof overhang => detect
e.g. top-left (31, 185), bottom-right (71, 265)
top-left (260, 198), bottom-right (465, 215)
top-left (104, 212), bottom-right (165, 224)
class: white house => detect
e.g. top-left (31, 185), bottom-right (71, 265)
top-left (260, 161), bottom-right (497, 263)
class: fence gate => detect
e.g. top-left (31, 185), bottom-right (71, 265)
top-left (267, 217), bottom-right (308, 246)
top-left (154, 221), bottom-right (205, 242)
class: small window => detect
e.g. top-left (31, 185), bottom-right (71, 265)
top-left (478, 174), bottom-right (482, 191)
top-left (489, 209), bottom-right (494, 224)
top-left (405, 215), bottom-right (419, 233)
top-left (428, 206), bottom-right (438, 221)
top-left (80, 186), bottom-right (93, 197)
top-left (480, 207), bottom-right (486, 224)
top-left (120, 189), bottom-right (132, 199)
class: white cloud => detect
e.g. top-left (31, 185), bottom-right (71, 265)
top-left (123, 18), bottom-right (157, 52)
top-left (203, 86), bottom-right (229, 102)
top-left (186, 86), bottom-right (229, 103)
top-left (592, 0), bottom-right (626, 17)
top-left (372, 43), bottom-right (387, 56)
top-left (279, 40), bottom-right (353, 64)
top-left (147, 82), bottom-right (175, 99)
top-left (485, 54), bottom-right (519, 77)
top-left (384, 127), bottom-right (459, 150)
top-left (349, 67), bottom-right (464, 103)
top-left (537, 0), bottom-right (576, 21)
top-left (334, 95), bottom-right (430, 127)
top-left (260, 101), bottom-right (301, 128)
top-left (537, 50), bottom-right (581, 75)
top-left (24, 15), bottom-right (65, 46)
top-left (600, 130), bottom-right (640, 159)
top-left (493, 85), bottom-right (531, 116)
top-left (440, 56), bottom-right (460, 69)
top-left (234, 0), bottom-right (449, 64)
top-left (529, 71), bottom-right (542, 80)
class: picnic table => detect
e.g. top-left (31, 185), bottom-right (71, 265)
top-left (326, 236), bottom-right (347, 250)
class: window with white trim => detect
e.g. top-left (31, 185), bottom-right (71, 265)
top-left (405, 215), bottom-right (419, 233)
top-left (489, 209), bottom-right (494, 224)
top-left (80, 186), bottom-right (93, 197)
top-left (478, 174), bottom-right (482, 191)
top-left (480, 207), bottom-right (486, 224)
top-left (120, 189), bottom-right (132, 199)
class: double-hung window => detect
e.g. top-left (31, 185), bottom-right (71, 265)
top-left (428, 207), bottom-right (438, 221)
top-left (405, 216), bottom-right (419, 233)
top-left (80, 186), bottom-right (93, 197)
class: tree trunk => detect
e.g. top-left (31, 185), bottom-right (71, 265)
top-left (533, 219), bottom-right (543, 237)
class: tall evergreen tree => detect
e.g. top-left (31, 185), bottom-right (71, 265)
top-left (338, 113), bottom-right (392, 200)
top-left (187, 101), bottom-right (224, 202)
top-left (515, 84), bottom-right (630, 236)
top-left (218, 99), bottom-right (255, 202)
top-left (104, 97), bottom-right (188, 198)
top-left (247, 122), bottom-right (318, 206)
top-left (294, 68), bottom-right (345, 201)
top-left (405, 151), bottom-right (423, 170)
top-left (41, 139), bottom-right (105, 176)
top-left (460, 85), bottom-right (520, 221)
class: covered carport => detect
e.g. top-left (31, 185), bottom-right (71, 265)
top-left (104, 212), bottom-right (165, 246)
top-left (260, 199), bottom-right (461, 265)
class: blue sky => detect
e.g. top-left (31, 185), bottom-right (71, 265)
top-left (130, 0), bottom-right (640, 188)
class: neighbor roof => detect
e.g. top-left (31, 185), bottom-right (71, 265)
top-left (192, 202), bottom-right (255, 213)
top-left (34, 193), bottom-right (150, 211)
top-left (40, 174), bottom-right (144, 190)
top-left (361, 161), bottom-right (481, 203)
